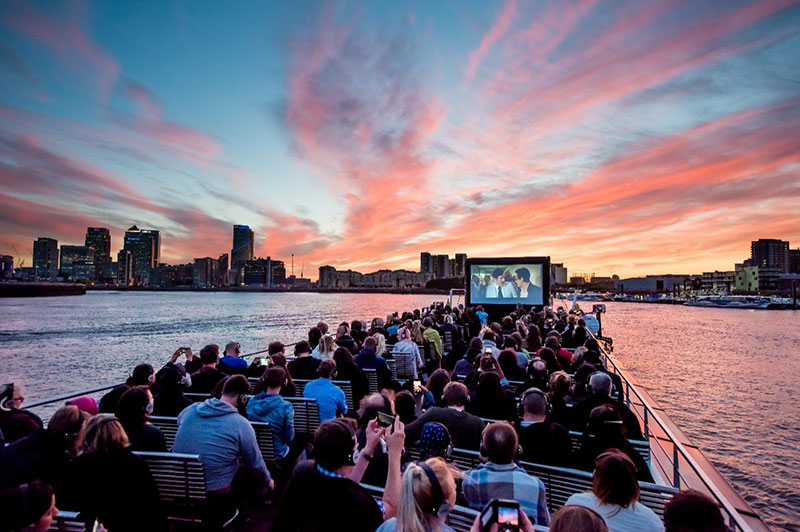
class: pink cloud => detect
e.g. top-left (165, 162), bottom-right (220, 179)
top-left (464, 0), bottom-right (517, 83)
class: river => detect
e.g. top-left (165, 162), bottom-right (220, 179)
top-left (1, 292), bottom-right (798, 530)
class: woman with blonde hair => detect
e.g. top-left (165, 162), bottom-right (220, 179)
top-left (411, 320), bottom-right (426, 345)
top-left (374, 333), bottom-right (388, 358)
top-left (313, 334), bottom-right (337, 360)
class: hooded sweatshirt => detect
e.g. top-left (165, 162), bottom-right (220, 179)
top-left (246, 392), bottom-right (294, 459)
top-left (173, 398), bottom-right (269, 491)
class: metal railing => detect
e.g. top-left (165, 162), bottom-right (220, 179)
top-left (596, 339), bottom-right (765, 532)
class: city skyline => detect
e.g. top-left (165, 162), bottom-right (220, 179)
top-left (1, 1), bottom-right (800, 277)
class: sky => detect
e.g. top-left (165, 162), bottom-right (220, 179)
top-left (1, 0), bottom-right (799, 279)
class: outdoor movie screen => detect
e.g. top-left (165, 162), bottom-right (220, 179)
top-left (469, 263), bottom-right (545, 306)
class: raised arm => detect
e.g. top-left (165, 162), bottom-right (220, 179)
top-left (382, 416), bottom-right (405, 519)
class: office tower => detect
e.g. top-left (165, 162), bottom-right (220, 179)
top-left (117, 250), bottom-right (133, 286)
top-left (432, 254), bottom-right (450, 279)
top-left (60, 245), bottom-right (95, 281)
top-left (420, 252), bottom-right (433, 274)
top-left (33, 237), bottom-right (58, 280)
top-left (230, 225), bottom-right (254, 285)
top-left (454, 253), bottom-right (467, 277)
top-left (123, 225), bottom-right (160, 285)
top-left (790, 248), bottom-right (800, 274)
top-left (215, 254), bottom-right (229, 286)
top-left (750, 239), bottom-right (790, 273)
top-left (0, 255), bottom-right (13, 279)
top-left (85, 227), bottom-right (111, 280)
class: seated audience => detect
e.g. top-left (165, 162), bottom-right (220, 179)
top-left (481, 330), bottom-right (501, 358)
top-left (394, 390), bottom-right (418, 424)
top-left (66, 396), bottom-right (98, 416)
top-left (269, 352), bottom-right (297, 397)
top-left (270, 419), bottom-right (384, 532)
top-left (451, 337), bottom-right (482, 379)
top-left (405, 382), bottom-right (485, 450)
top-left (152, 366), bottom-right (192, 417)
top-left (583, 349), bottom-right (624, 399)
top-left (537, 345), bottom-right (564, 374)
top-left (116, 386), bottom-right (167, 452)
top-left (422, 317), bottom-right (444, 371)
top-left (173, 375), bottom-right (271, 526)
top-left (498, 348), bottom-right (527, 381)
top-left (246, 367), bottom-right (295, 464)
top-left (219, 341), bottom-right (248, 374)
top-left (523, 358), bottom-right (549, 392)
top-left (0, 480), bottom-right (58, 532)
top-left (518, 387), bottom-right (572, 467)
top-left (392, 327), bottom-right (424, 379)
top-left (548, 370), bottom-right (573, 428)
top-left (664, 490), bottom-right (727, 532)
top-left (467, 371), bottom-right (517, 422)
top-left (354, 336), bottom-right (393, 390)
top-left (575, 406), bottom-right (653, 483)
top-left (188, 344), bottom-right (227, 394)
top-left (0, 405), bottom-right (87, 494)
top-left (302, 359), bottom-right (347, 422)
top-left (463, 421), bottom-right (550, 526)
top-left (307, 327), bottom-right (322, 350)
top-left (424, 369), bottom-right (451, 410)
top-left (74, 415), bottom-right (168, 531)
top-left (566, 449), bottom-right (663, 532)
top-left (549, 505), bottom-right (609, 532)
top-left (0, 382), bottom-right (43, 444)
top-left (571, 373), bottom-right (644, 440)
top-left (335, 325), bottom-right (359, 354)
top-left (287, 341), bottom-right (321, 380)
top-left (98, 364), bottom-right (154, 414)
top-left (417, 422), bottom-right (453, 461)
top-left (311, 334), bottom-right (336, 360)
top-left (332, 347), bottom-right (368, 406)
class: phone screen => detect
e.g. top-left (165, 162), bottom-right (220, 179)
top-left (377, 411), bottom-right (395, 428)
top-left (497, 506), bottom-right (519, 525)
top-left (413, 380), bottom-right (421, 392)
top-left (484, 347), bottom-right (493, 354)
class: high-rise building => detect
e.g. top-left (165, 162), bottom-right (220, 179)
top-left (551, 263), bottom-right (568, 285)
top-left (33, 237), bottom-right (58, 280)
top-left (214, 254), bottom-right (229, 287)
top-left (231, 225), bottom-right (254, 285)
top-left (0, 255), bottom-right (13, 279)
top-left (454, 254), bottom-right (467, 277)
top-left (85, 227), bottom-right (111, 280)
top-left (117, 250), bottom-right (133, 286)
top-left (319, 265), bottom-right (336, 288)
top-left (788, 248), bottom-right (800, 274)
top-left (60, 245), bottom-right (95, 281)
top-left (751, 239), bottom-right (790, 273)
top-left (420, 252), bottom-right (433, 274)
top-left (432, 254), bottom-right (450, 279)
top-left (123, 225), bottom-right (160, 285)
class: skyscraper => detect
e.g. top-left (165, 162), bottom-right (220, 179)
top-left (432, 254), bottom-right (450, 279)
top-left (420, 252), bottom-right (433, 274)
top-left (117, 249), bottom-right (133, 286)
top-left (60, 245), bottom-right (95, 281)
top-left (751, 239), bottom-right (790, 273)
top-left (231, 225), bottom-right (254, 285)
top-left (454, 253), bottom-right (467, 278)
top-left (85, 227), bottom-right (111, 280)
top-left (33, 237), bottom-right (58, 280)
top-left (123, 225), bottom-right (161, 285)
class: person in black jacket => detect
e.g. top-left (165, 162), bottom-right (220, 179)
top-left (152, 366), bottom-right (192, 417)
top-left (334, 325), bottom-right (359, 354)
top-left (517, 388), bottom-right (572, 467)
top-left (287, 341), bottom-right (321, 380)
top-left (0, 383), bottom-right (43, 444)
top-left (188, 344), bottom-right (227, 394)
top-left (98, 364), bottom-right (154, 414)
top-left (270, 419), bottom-right (383, 532)
top-left (570, 373), bottom-right (643, 441)
top-left (116, 387), bottom-right (166, 452)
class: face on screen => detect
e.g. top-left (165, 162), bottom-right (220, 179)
top-left (469, 264), bottom-right (544, 305)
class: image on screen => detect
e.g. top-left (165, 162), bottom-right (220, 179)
top-left (497, 506), bottom-right (519, 525)
top-left (469, 263), bottom-right (544, 305)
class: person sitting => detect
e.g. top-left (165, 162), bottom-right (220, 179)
top-left (566, 449), bottom-right (663, 532)
top-left (0, 383), bottom-right (43, 444)
top-left (98, 364), bottom-right (154, 414)
top-left (392, 327), bottom-right (424, 379)
top-left (154, 347), bottom-right (198, 390)
top-left (377, 458), bottom-right (458, 532)
top-left (423, 369), bottom-right (451, 410)
top-left (287, 341), bottom-right (321, 380)
top-left (0, 405), bottom-right (87, 495)
top-left (498, 348), bottom-right (527, 382)
top-left (548, 370), bottom-right (573, 428)
top-left (116, 386), bottom-right (167, 452)
top-left (65, 396), bottom-right (99, 416)
top-left (354, 336), bottom-right (393, 390)
top-left (571, 373), bottom-right (644, 440)
top-left (332, 346), bottom-right (368, 406)
top-left (269, 352), bottom-right (297, 397)
top-left (522, 358), bottom-right (549, 393)
top-left (467, 371), bottom-right (517, 422)
top-left (481, 330), bottom-right (501, 358)
top-left (302, 359), bottom-right (347, 423)
top-left (188, 344), bottom-right (227, 394)
top-left (574, 406), bottom-right (653, 483)
top-left (246, 367), bottom-right (295, 467)
top-left (405, 382), bottom-right (486, 451)
top-left (74, 415), bottom-right (168, 531)
top-left (307, 327), bottom-right (322, 351)
top-left (664, 489), bottom-right (727, 532)
top-left (0, 480), bottom-right (59, 532)
top-left (541, 336), bottom-right (572, 370)
top-left (583, 349), bottom-right (624, 400)
top-left (270, 419), bottom-right (384, 532)
top-left (463, 421), bottom-right (550, 526)
top-left (517, 388), bottom-right (572, 467)
top-left (504, 336), bottom-right (529, 370)
top-left (452, 337), bottom-right (482, 379)
top-left (152, 366), bottom-right (192, 417)
top-left (173, 375), bottom-right (272, 527)
top-left (311, 335), bottom-right (336, 360)
top-left (417, 422), bottom-right (453, 461)
top-left (394, 390), bottom-right (418, 425)
top-left (549, 505), bottom-right (609, 532)
top-left (422, 317), bottom-right (444, 372)
top-left (335, 324), bottom-right (358, 354)
top-left (219, 341), bottom-right (248, 375)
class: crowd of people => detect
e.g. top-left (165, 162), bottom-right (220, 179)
top-left (1, 303), bottom-right (731, 532)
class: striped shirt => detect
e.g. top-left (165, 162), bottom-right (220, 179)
top-left (462, 462), bottom-right (550, 526)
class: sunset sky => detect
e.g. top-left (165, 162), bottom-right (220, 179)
top-left (1, 0), bottom-right (799, 278)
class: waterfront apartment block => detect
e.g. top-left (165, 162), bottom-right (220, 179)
top-left (33, 237), bottom-right (58, 280)
top-left (319, 265), bottom-right (432, 289)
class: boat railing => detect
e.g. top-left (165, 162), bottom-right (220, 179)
top-left (597, 340), bottom-right (767, 532)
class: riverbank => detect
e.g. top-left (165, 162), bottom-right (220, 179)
top-left (0, 282), bottom-right (86, 297)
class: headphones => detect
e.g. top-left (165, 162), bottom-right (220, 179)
top-left (0, 383), bottom-right (15, 411)
top-left (418, 462), bottom-right (450, 518)
top-left (518, 387), bottom-right (551, 418)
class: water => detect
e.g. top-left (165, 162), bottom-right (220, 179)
top-left (1, 293), bottom-right (798, 530)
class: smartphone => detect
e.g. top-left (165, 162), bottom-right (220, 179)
top-left (376, 411), bottom-right (396, 428)
top-left (413, 380), bottom-right (422, 393)
top-left (484, 346), bottom-right (493, 355)
top-left (480, 499), bottom-right (520, 532)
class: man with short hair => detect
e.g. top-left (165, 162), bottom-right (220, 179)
top-left (571, 372), bottom-right (644, 440)
top-left (286, 341), bottom-right (320, 380)
top-left (404, 382), bottom-right (485, 450)
top-left (246, 367), bottom-right (295, 463)
top-left (485, 268), bottom-right (505, 298)
top-left (517, 388), bottom-right (572, 467)
top-left (302, 359), bottom-right (347, 423)
top-left (219, 341), bottom-right (248, 375)
top-left (514, 267), bottom-right (542, 304)
top-left (174, 375), bottom-right (271, 527)
top-left (270, 419), bottom-right (384, 532)
top-left (189, 344), bottom-right (227, 394)
top-left (463, 422), bottom-right (550, 526)
top-left (354, 336), bottom-right (392, 390)
top-left (334, 325), bottom-right (358, 353)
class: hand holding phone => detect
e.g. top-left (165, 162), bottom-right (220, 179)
top-left (479, 499), bottom-right (520, 532)
top-left (377, 411), bottom-right (396, 428)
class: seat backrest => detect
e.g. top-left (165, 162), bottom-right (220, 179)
top-left (393, 350), bottom-right (417, 380)
top-left (134, 451), bottom-right (206, 507)
top-left (184, 392), bottom-right (210, 403)
top-left (50, 511), bottom-right (91, 532)
top-left (450, 447), bottom-right (483, 471)
top-left (506, 380), bottom-right (526, 396)
top-left (363, 368), bottom-right (379, 394)
top-left (331, 380), bottom-right (354, 411)
top-left (284, 397), bottom-right (321, 434)
top-left (568, 431), bottom-right (650, 463)
top-left (149, 416), bottom-right (179, 450)
top-left (251, 421), bottom-right (275, 463)
top-left (386, 358), bottom-right (397, 380)
top-left (443, 331), bottom-right (455, 352)
top-left (293, 379), bottom-right (310, 396)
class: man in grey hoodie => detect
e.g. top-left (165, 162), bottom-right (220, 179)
top-left (174, 375), bottom-right (271, 525)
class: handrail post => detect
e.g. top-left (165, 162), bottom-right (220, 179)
top-left (625, 380), bottom-right (631, 408)
top-left (673, 443), bottom-right (681, 489)
top-left (643, 407), bottom-right (649, 439)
